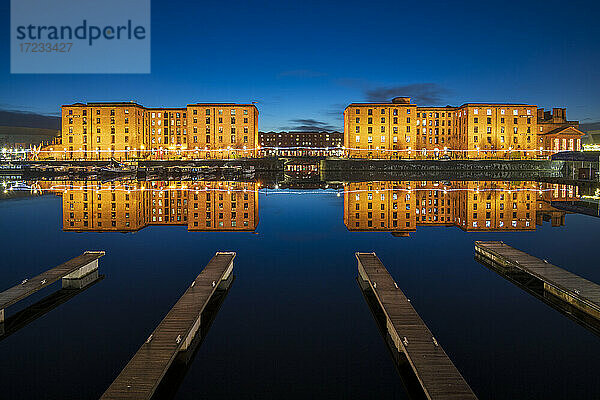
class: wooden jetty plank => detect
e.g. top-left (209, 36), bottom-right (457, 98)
top-left (356, 252), bottom-right (478, 400)
top-left (0, 251), bottom-right (105, 313)
top-left (101, 252), bottom-right (235, 400)
top-left (474, 252), bottom-right (600, 337)
top-left (475, 241), bottom-right (600, 319)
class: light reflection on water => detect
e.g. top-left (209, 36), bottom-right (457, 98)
top-left (4, 179), bottom-right (585, 234)
top-left (0, 179), bottom-right (599, 399)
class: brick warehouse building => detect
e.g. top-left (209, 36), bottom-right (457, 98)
top-left (259, 131), bottom-right (343, 156)
top-left (38, 98), bottom-right (582, 160)
top-left (40, 102), bottom-right (259, 160)
top-left (344, 97), bottom-right (583, 159)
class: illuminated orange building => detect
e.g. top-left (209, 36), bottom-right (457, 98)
top-left (51, 102), bottom-right (148, 160)
top-left (186, 104), bottom-right (259, 159)
top-left (50, 180), bottom-right (258, 232)
top-left (453, 104), bottom-right (538, 159)
top-left (39, 99), bottom-right (581, 160)
top-left (343, 97), bottom-right (417, 159)
top-left (344, 98), bottom-right (580, 159)
top-left (343, 181), bottom-right (577, 235)
top-left (415, 107), bottom-right (456, 157)
top-left (40, 102), bottom-right (258, 160)
top-left (147, 108), bottom-right (187, 158)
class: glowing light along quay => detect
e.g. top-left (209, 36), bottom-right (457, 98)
top-left (29, 100), bottom-right (584, 160)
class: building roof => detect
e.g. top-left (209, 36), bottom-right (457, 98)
top-left (63, 101), bottom-right (146, 108)
top-left (345, 102), bottom-right (415, 108)
top-left (146, 107), bottom-right (187, 111)
top-left (186, 103), bottom-right (258, 108)
top-left (456, 103), bottom-right (536, 108)
top-left (62, 102), bottom-right (258, 109)
top-left (416, 106), bottom-right (456, 110)
top-left (540, 125), bottom-right (585, 137)
top-left (345, 102), bottom-right (536, 109)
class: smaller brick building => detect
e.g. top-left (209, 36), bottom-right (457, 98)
top-left (259, 131), bottom-right (343, 156)
top-left (537, 108), bottom-right (584, 153)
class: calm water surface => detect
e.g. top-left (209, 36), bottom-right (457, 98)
top-left (0, 180), bottom-right (599, 399)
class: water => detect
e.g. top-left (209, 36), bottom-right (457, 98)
top-left (0, 180), bottom-right (599, 399)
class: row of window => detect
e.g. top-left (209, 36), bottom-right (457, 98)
top-left (68, 135), bottom-right (131, 143)
top-left (67, 108), bottom-right (136, 116)
top-left (417, 120), bottom-right (453, 126)
top-left (190, 135), bottom-right (249, 144)
top-left (472, 117), bottom-right (532, 124)
top-left (354, 108), bottom-right (412, 115)
top-left (471, 108), bottom-right (532, 116)
top-left (68, 117), bottom-right (133, 124)
top-left (151, 112), bottom-right (186, 119)
top-left (355, 117), bottom-right (412, 124)
top-left (190, 117), bottom-right (249, 124)
top-left (190, 109), bottom-right (250, 116)
top-left (417, 112), bottom-right (453, 118)
top-left (191, 126), bottom-right (249, 134)
top-left (355, 135), bottom-right (411, 143)
top-left (355, 126), bottom-right (411, 133)
top-left (473, 136), bottom-right (531, 144)
top-left (473, 126), bottom-right (531, 134)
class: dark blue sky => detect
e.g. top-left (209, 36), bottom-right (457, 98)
top-left (1, 0), bottom-right (599, 131)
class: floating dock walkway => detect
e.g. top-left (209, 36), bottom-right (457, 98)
top-left (356, 252), bottom-right (478, 400)
top-left (100, 252), bottom-right (235, 400)
top-left (475, 241), bottom-right (600, 322)
top-left (0, 251), bottom-right (105, 325)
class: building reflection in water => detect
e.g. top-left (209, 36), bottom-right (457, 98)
top-left (41, 181), bottom-right (259, 232)
top-left (343, 181), bottom-right (579, 235)
top-left (26, 179), bottom-right (583, 234)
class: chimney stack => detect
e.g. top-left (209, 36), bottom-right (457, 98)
top-left (552, 108), bottom-right (566, 123)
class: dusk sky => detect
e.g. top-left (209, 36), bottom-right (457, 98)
top-left (1, 0), bottom-right (599, 132)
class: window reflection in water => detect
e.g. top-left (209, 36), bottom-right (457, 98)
top-left (37, 181), bottom-right (259, 232)
top-left (343, 181), bottom-right (579, 235)
top-left (9, 180), bottom-right (585, 235)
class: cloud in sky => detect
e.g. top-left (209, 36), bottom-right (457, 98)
top-left (277, 118), bottom-right (340, 132)
top-left (364, 83), bottom-right (449, 104)
top-left (325, 104), bottom-right (346, 120)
